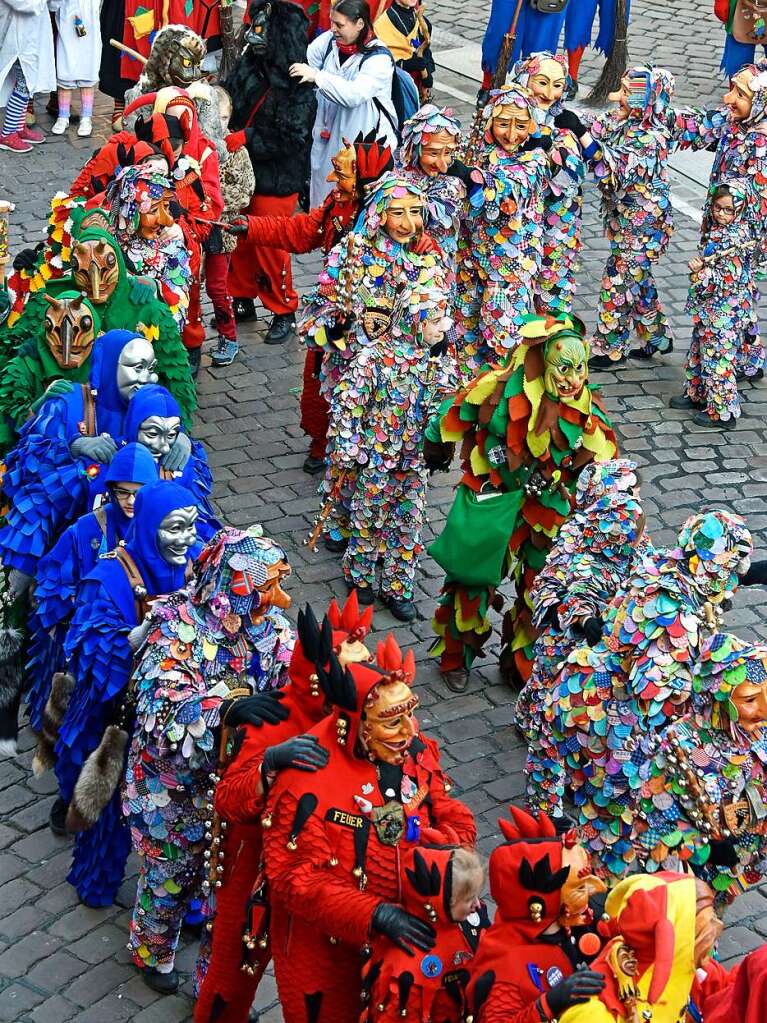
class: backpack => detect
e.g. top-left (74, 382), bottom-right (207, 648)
top-left (321, 38), bottom-right (419, 140)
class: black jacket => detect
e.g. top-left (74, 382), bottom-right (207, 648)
top-left (226, 0), bottom-right (317, 198)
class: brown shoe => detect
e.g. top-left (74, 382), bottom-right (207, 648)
top-left (442, 668), bottom-right (469, 693)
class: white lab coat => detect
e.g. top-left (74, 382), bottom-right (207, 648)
top-left (52, 0), bottom-right (102, 87)
top-left (0, 0), bottom-right (56, 106)
top-left (307, 30), bottom-right (398, 208)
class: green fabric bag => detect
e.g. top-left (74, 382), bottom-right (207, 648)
top-left (428, 484), bottom-right (523, 588)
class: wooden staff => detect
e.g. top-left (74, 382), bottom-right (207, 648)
top-left (0, 201), bottom-right (15, 288)
top-left (304, 471), bottom-right (349, 553)
top-left (218, 0), bottom-right (240, 82)
top-left (110, 37), bottom-right (148, 66)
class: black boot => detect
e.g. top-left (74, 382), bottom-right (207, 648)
top-left (233, 298), bottom-right (257, 323)
top-left (49, 796), bottom-right (68, 836)
top-left (141, 967), bottom-right (180, 995)
top-left (303, 454), bottom-right (325, 475)
top-left (264, 313), bottom-right (295, 345)
top-left (187, 346), bottom-right (201, 379)
top-left (381, 593), bottom-right (417, 622)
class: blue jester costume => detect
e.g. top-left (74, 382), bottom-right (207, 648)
top-left (544, 511), bottom-right (752, 879)
top-left (56, 482), bottom-right (202, 906)
top-left (481, 0), bottom-right (568, 89)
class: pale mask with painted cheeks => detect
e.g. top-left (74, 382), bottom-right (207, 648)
top-left (528, 58), bottom-right (567, 110)
top-left (558, 842), bottom-right (606, 929)
top-left (116, 339), bottom-right (159, 402)
top-left (724, 70), bottom-right (754, 122)
top-left (491, 105), bottom-right (535, 152)
top-left (730, 677), bottom-right (767, 736)
top-left (543, 334), bottom-right (588, 402)
top-left (418, 129), bottom-right (459, 176)
top-left (138, 193), bottom-right (174, 240)
top-left (137, 416), bottom-right (181, 460)
top-left (381, 195), bottom-right (424, 244)
top-left (110, 481), bottom-right (142, 518)
top-left (361, 678), bottom-right (419, 764)
top-left (157, 506), bottom-right (198, 565)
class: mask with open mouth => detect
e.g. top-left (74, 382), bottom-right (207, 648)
top-left (360, 676), bottom-right (419, 765)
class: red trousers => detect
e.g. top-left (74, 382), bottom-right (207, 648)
top-left (300, 350), bottom-right (329, 460)
top-left (228, 193), bottom-right (299, 315)
top-left (183, 280), bottom-right (205, 350)
top-left (205, 252), bottom-right (236, 341)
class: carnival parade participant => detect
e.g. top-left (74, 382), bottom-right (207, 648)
top-left (123, 527), bottom-right (295, 993)
top-left (206, 86), bottom-right (256, 368)
top-left (224, 0), bottom-right (317, 344)
top-left (373, 0), bottom-right (436, 103)
top-left (55, 482), bottom-right (202, 907)
top-left (670, 180), bottom-right (756, 429)
top-left (226, 131), bottom-right (394, 473)
top-left (121, 384), bottom-right (220, 540)
top-left (558, 873), bottom-right (729, 1023)
top-left (563, 0), bottom-right (629, 97)
top-left (50, 0), bottom-right (101, 138)
top-left (465, 806), bottom-right (607, 1023)
top-left (0, 291), bottom-right (101, 454)
top-left (299, 173), bottom-right (441, 554)
top-left (633, 632), bottom-right (767, 906)
top-left (453, 85), bottom-right (572, 376)
top-left (27, 443), bottom-right (159, 790)
top-left (509, 52), bottom-right (589, 316)
top-left (395, 104), bottom-right (466, 279)
top-left (362, 845), bottom-right (488, 1023)
top-left (195, 596), bottom-right (374, 1023)
top-left (104, 165), bottom-right (192, 330)
top-left (293, 0), bottom-right (399, 209)
top-left (545, 510), bottom-right (752, 879)
top-left (520, 460), bottom-right (647, 818)
top-left (588, 66), bottom-right (728, 367)
top-left (323, 271), bottom-right (455, 621)
top-left (425, 314), bottom-right (617, 693)
top-left (707, 60), bottom-right (767, 381)
top-left (0, 330), bottom-right (162, 587)
top-left (0, 0), bottom-right (53, 153)
top-left (263, 641), bottom-right (477, 1023)
top-left (480, 0), bottom-right (568, 93)
top-left (119, 1), bottom-right (222, 87)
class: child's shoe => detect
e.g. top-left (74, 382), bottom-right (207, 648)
top-left (210, 336), bottom-right (239, 367)
top-left (19, 125), bottom-right (44, 144)
top-left (77, 117), bottom-right (93, 138)
top-left (51, 117), bottom-right (70, 135)
top-left (0, 132), bottom-right (32, 153)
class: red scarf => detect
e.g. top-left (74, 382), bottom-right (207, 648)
top-left (336, 29), bottom-right (375, 58)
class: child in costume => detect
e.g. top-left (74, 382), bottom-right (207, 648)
top-left (465, 806), bottom-right (607, 1023)
top-left (520, 460), bottom-right (648, 818)
top-left (670, 180), bottom-right (756, 429)
top-left (362, 846), bottom-right (487, 1023)
top-left (454, 85), bottom-right (573, 376)
top-left (0, 0), bottom-right (53, 153)
top-left (633, 632), bottom-right (767, 907)
top-left (374, 0), bottom-right (435, 102)
top-left (124, 528), bottom-right (295, 994)
top-left (324, 271), bottom-right (455, 622)
top-left (589, 66), bottom-right (728, 367)
top-left (55, 482), bottom-right (202, 907)
top-left (299, 173), bottom-right (442, 562)
top-left (509, 51), bottom-right (590, 317)
top-left (545, 510), bottom-right (752, 879)
top-left (49, 0), bottom-right (101, 138)
top-left (424, 314), bottom-right (618, 694)
top-left (104, 166), bottom-right (192, 331)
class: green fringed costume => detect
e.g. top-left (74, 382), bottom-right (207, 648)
top-left (425, 314), bottom-right (619, 689)
top-left (3, 226), bottom-right (196, 425)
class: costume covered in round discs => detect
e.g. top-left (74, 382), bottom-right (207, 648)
top-left (426, 314), bottom-right (617, 688)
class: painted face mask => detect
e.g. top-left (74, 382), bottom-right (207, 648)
top-left (72, 238), bottom-right (120, 304)
top-left (543, 332), bottom-right (589, 401)
top-left (526, 55), bottom-right (568, 110)
top-left (245, 1), bottom-right (273, 52)
top-left (137, 185), bottom-right (175, 240)
top-left (327, 143), bottom-right (358, 199)
top-left (168, 34), bottom-right (205, 86)
top-left (418, 128), bottom-right (461, 176)
top-left (558, 840), bottom-right (607, 929)
top-left (157, 505), bottom-right (199, 565)
top-left (137, 415), bottom-right (181, 459)
top-left (482, 85), bottom-right (536, 152)
top-left (381, 193), bottom-right (425, 244)
top-left (43, 293), bottom-right (97, 369)
top-left (116, 338), bottom-right (159, 402)
top-left (361, 678), bottom-right (419, 764)
top-left (730, 676), bottom-right (767, 736)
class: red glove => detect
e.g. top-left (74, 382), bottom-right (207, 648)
top-left (226, 130), bottom-right (247, 152)
top-left (419, 825), bottom-right (460, 845)
top-left (412, 232), bottom-right (440, 256)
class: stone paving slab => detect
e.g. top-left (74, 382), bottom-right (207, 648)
top-left (2, 4), bottom-right (767, 1017)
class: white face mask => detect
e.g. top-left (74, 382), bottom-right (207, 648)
top-left (137, 416), bottom-right (182, 460)
top-left (117, 339), bottom-right (159, 402)
top-left (156, 506), bottom-right (199, 565)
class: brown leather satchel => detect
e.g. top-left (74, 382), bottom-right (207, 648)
top-left (529, 0), bottom-right (569, 11)
top-left (732, 0), bottom-right (767, 45)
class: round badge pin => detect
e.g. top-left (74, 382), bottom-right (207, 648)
top-left (421, 954), bottom-right (443, 978)
top-left (546, 966), bottom-right (564, 988)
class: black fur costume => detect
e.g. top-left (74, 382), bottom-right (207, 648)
top-left (225, 0), bottom-right (317, 198)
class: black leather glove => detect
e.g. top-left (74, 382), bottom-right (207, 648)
top-left (476, 87), bottom-right (490, 108)
top-left (582, 616), bottom-right (604, 646)
top-left (446, 158), bottom-right (473, 187)
top-left (399, 54), bottom-right (428, 73)
top-left (423, 438), bottom-right (453, 472)
top-left (538, 604), bottom-right (561, 630)
top-left (708, 837), bottom-right (739, 868)
top-left (554, 108), bottom-right (588, 138)
top-left (429, 338), bottom-right (449, 357)
top-left (326, 316), bottom-right (354, 343)
top-left (169, 199), bottom-right (183, 220)
top-left (520, 134), bottom-right (553, 153)
top-left (371, 903), bottom-right (436, 956)
top-left (13, 244), bottom-right (43, 273)
top-left (742, 559), bottom-right (767, 586)
top-left (546, 968), bottom-right (605, 1014)
top-left (263, 735), bottom-right (329, 773)
top-left (221, 691), bottom-right (289, 728)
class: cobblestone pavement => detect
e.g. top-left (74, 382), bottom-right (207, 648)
top-left (2, 5), bottom-right (767, 1019)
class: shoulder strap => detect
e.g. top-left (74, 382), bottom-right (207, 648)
top-left (114, 545), bottom-right (150, 622)
top-left (78, 384), bottom-right (97, 437)
top-left (93, 505), bottom-right (108, 537)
